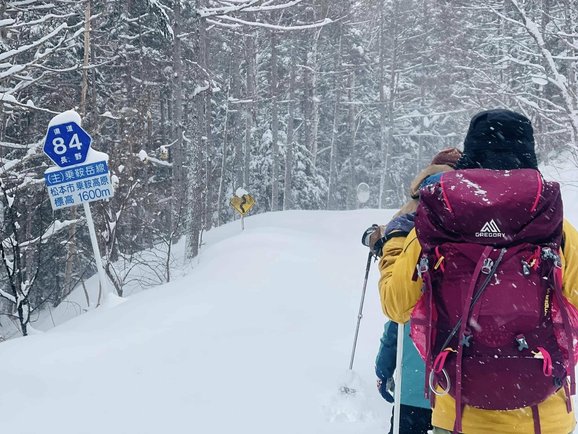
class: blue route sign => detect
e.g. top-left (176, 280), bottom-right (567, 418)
top-left (43, 121), bottom-right (92, 168)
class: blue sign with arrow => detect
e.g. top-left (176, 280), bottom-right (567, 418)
top-left (43, 122), bottom-right (92, 168)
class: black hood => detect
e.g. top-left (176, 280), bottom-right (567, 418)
top-left (455, 109), bottom-right (538, 170)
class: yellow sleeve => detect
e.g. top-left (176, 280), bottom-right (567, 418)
top-left (562, 219), bottom-right (578, 306)
top-left (378, 228), bottom-right (423, 323)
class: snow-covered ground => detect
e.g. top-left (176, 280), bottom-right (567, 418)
top-left (2, 157), bottom-right (578, 434)
top-left (0, 209), bottom-right (396, 434)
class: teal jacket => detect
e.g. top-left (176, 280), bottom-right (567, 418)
top-left (375, 321), bottom-right (430, 409)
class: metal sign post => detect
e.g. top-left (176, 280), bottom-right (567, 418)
top-left (83, 202), bottom-right (109, 304)
top-left (43, 111), bottom-right (114, 304)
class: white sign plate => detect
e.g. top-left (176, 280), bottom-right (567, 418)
top-left (45, 160), bottom-right (114, 210)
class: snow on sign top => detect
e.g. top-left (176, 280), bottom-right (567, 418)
top-left (235, 187), bottom-right (249, 197)
top-left (44, 110), bottom-right (92, 168)
top-left (48, 110), bottom-right (82, 127)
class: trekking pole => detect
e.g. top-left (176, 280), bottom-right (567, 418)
top-left (393, 322), bottom-right (404, 434)
top-left (348, 251), bottom-right (374, 371)
top-left (340, 250), bottom-right (374, 395)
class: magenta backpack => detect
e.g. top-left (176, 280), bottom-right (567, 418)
top-left (410, 169), bottom-right (578, 433)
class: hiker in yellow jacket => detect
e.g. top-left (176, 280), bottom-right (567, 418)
top-left (378, 109), bottom-right (578, 434)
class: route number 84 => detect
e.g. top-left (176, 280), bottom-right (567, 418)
top-left (52, 134), bottom-right (82, 155)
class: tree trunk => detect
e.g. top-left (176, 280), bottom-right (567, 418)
top-left (302, 28), bottom-right (321, 170)
top-left (216, 67), bottom-right (233, 226)
top-left (378, 0), bottom-right (390, 208)
top-left (270, 31), bottom-right (279, 211)
top-left (309, 31), bottom-right (322, 169)
top-left (327, 30), bottom-right (343, 210)
top-left (387, 0), bottom-right (400, 206)
top-left (283, 53), bottom-right (296, 211)
top-left (63, 0), bottom-right (91, 300)
top-left (244, 30), bottom-right (256, 189)
top-left (185, 2), bottom-right (204, 259)
top-left (199, 8), bottom-right (213, 232)
top-left (563, 0), bottom-right (577, 147)
top-left (172, 0), bottom-right (185, 206)
top-left (307, 30), bottom-right (321, 171)
top-left (346, 69), bottom-right (357, 210)
top-left (0, 1), bottom-right (6, 41)
top-left (231, 46), bottom-right (243, 190)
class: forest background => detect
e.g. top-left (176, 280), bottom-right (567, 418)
top-left (1, 0), bottom-right (577, 336)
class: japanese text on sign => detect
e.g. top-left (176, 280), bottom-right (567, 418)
top-left (45, 161), bottom-right (114, 210)
top-left (45, 161), bottom-right (109, 186)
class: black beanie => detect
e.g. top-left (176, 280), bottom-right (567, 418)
top-left (455, 109), bottom-right (538, 170)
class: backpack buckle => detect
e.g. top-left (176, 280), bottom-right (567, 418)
top-left (516, 334), bottom-right (529, 351)
top-left (461, 332), bottom-right (473, 348)
top-left (541, 247), bottom-right (562, 268)
top-left (429, 368), bottom-right (451, 396)
top-left (417, 256), bottom-right (429, 277)
top-left (481, 258), bottom-right (494, 274)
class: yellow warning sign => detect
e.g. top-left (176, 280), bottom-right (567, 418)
top-left (230, 194), bottom-right (255, 216)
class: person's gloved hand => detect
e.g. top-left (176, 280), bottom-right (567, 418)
top-left (377, 377), bottom-right (395, 403)
top-left (361, 224), bottom-right (386, 256)
top-left (383, 212), bottom-right (416, 240)
top-left (362, 213), bottom-right (416, 257)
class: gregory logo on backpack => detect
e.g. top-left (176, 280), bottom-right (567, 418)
top-left (476, 219), bottom-right (504, 238)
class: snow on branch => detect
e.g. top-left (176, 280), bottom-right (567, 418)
top-left (227, 0), bottom-right (305, 13)
top-left (0, 141), bottom-right (30, 150)
top-left (6, 0), bottom-right (37, 9)
top-left (1, 12), bottom-right (85, 82)
top-left (0, 93), bottom-right (59, 115)
top-left (199, 0), bottom-right (262, 18)
top-left (29, 56), bottom-right (119, 74)
top-left (513, 97), bottom-right (570, 130)
top-left (506, 0), bottom-right (578, 136)
top-left (554, 32), bottom-right (578, 52)
top-left (6, 0), bottom-right (70, 11)
top-left (2, 12), bottom-right (76, 30)
top-left (191, 83), bottom-right (210, 98)
top-left (517, 92), bottom-right (566, 113)
top-left (0, 23), bottom-right (69, 63)
top-left (210, 15), bottom-right (333, 31)
top-left (205, 19), bottom-right (242, 30)
top-left (19, 219), bottom-right (84, 248)
top-left (0, 286), bottom-right (16, 305)
top-left (0, 139), bottom-right (44, 173)
top-left (147, 0), bottom-right (174, 38)
top-left (0, 19), bottom-right (16, 28)
top-left (496, 54), bottom-right (545, 71)
top-left (144, 155), bottom-right (172, 168)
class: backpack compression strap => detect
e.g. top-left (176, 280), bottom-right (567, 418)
top-left (453, 246), bottom-right (497, 434)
